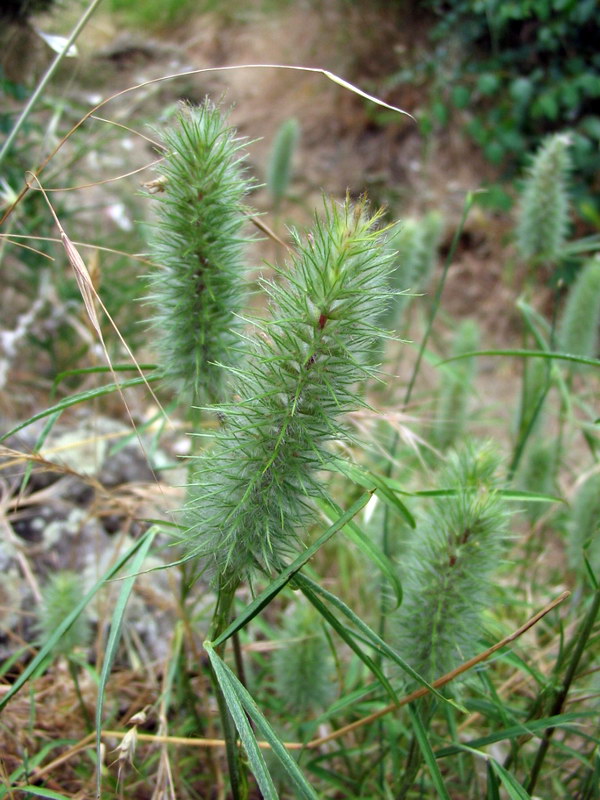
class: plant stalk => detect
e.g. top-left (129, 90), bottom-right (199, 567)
top-left (526, 586), bottom-right (600, 794)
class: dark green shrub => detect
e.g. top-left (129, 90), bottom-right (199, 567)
top-left (396, 0), bottom-right (600, 221)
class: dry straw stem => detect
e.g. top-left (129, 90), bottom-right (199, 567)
top-left (31, 589), bottom-right (564, 769)
top-left (0, 64), bottom-right (412, 227)
top-left (21, 176), bottom-right (172, 494)
top-left (0, 233), bottom-right (156, 264)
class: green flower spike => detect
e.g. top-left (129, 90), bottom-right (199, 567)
top-left (516, 132), bottom-right (571, 267)
top-left (185, 197), bottom-right (394, 588)
top-left (394, 442), bottom-right (510, 684)
top-left (145, 100), bottom-right (254, 406)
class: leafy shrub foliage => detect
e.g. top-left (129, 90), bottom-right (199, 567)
top-left (402, 0), bottom-right (600, 219)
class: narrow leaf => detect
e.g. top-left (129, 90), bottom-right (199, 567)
top-left (206, 643), bottom-right (319, 800)
top-left (329, 458), bottom-right (416, 528)
top-left (317, 496), bottom-right (402, 608)
top-left (15, 788), bottom-right (72, 800)
top-left (96, 527), bottom-right (157, 798)
top-left (295, 573), bottom-right (458, 709)
top-left (205, 644), bottom-right (278, 800)
top-left (0, 374), bottom-right (161, 443)
top-left (441, 349), bottom-right (600, 369)
top-left (490, 761), bottom-right (532, 800)
top-left (298, 577), bottom-right (399, 705)
top-left (408, 704), bottom-right (452, 799)
top-left (212, 492), bottom-right (372, 647)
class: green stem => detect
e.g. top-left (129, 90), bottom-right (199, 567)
top-left (0, 0), bottom-right (105, 168)
top-left (526, 586), bottom-right (600, 794)
top-left (67, 658), bottom-right (92, 731)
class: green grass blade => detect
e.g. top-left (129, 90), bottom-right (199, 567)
top-left (204, 643), bottom-right (278, 800)
top-left (0, 527), bottom-right (158, 713)
top-left (316, 496), bottom-right (402, 609)
top-left (296, 575), bottom-right (399, 705)
top-left (490, 761), bottom-right (531, 800)
top-left (408, 704), bottom-right (451, 799)
top-left (0, 374), bottom-right (161, 443)
top-left (212, 491), bottom-right (372, 647)
top-left (295, 573), bottom-right (458, 710)
top-left (0, 741), bottom-right (75, 799)
top-left (207, 645), bottom-right (320, 800)
top-left (435, 711), bottom-right (598, 758)
top-left (14, 789), bottom-right (73, 800)
top-left (329, 458), bottom-right (416, 528)
top-left (411, 488), bottom-right (563, 504)
top-left (441, 349), bottom-right (600, 369)
top-left (486, 760), bottom-right (501, 800)
top-left (95, 527), bottom-right (157, 798)
top-left (404, 191), bottom-right (476, 407)
top-left (52, 363), bottom-right (157, 391)
top-left (19, 409), bottom-right (62, 495)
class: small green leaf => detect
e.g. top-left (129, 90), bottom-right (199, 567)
top-left (408, 705), bottom-right (452, 799)
top-left (452, 85), bottom-right (470, 109)
top-left (0, 374), bottom-right (161, 443)
top-left (477, 73), bottom-right (501, 96)
top-left (96, 527), bottom-right (157, 798)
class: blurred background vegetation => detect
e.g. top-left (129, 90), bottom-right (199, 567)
top-left (1, 1), bottom-right (599, 798)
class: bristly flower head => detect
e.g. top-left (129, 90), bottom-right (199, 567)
top-left (516, 132), bottom-right (571, 267)
top-left (145, 100), bottom-right (254, 406)
top-left (184, 197), bottom-right (395, 587)
top-left (37, 571), bottom-right (91, 658)
top-left (558, 256), bottom-right (600, 368)
top-left (394, 442), bottom-right (510, 684)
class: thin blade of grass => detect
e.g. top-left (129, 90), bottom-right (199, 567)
top-left (0, 375), bottom-right (161, 443)
top-left (0, 741), bottom-right (75, 800)
top-left (204, 644), bottom-right (278, 800)
top-left (205, 643), bottom-right (319, 800)
top-left (18, 409), bottom-right (62, 497)
top-left (486, 760), bottom-right (501, 800)
top-left (408, 704), bottom-right (451, 800)
top-left (295, 573), bottom-right (459, 710)
top-left (413, 488), bottom-right (563, 504)
top-left (316, 496), bottom-right (402, 609)
top-left (435, 711), bottom-right (598, 758)
top-left (211, 491), bottom-right (372, 647)
top-left (490, 761), bottom-right (532, 800)
top-left (95, 527), bottom-right (157, 798)
top-left (52, 363), bottom-right (157, 391)
top-left (441, 349), bottom-right (600, 369)
top-left (329, 458), bottom-right (416, 528)
top-left (296, 576), bottom-right (399, 705)
top-left (13, 789), bottom-right (72, 800)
